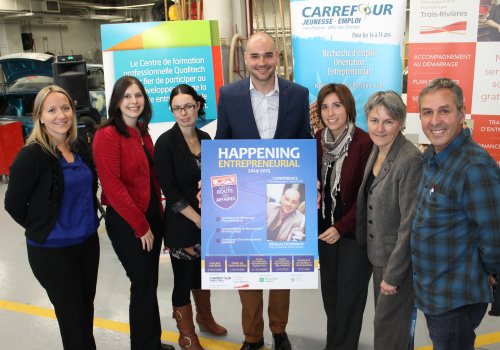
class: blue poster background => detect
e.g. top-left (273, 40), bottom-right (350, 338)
top-left (290, 0), bottom-right (407, 132)
top-left (201, 139), bottom-right (318, 289)
top-left (100, 21), bottom-right (222, 128)
top-left (293, 41), bottom-right (402, 131)
top-left (113, 47), bottom-right (217, 123)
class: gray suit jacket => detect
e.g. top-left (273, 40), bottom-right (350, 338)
top-left (267, 202), bottom-right (305, 241)
top-left (356, 132), bottom-right (422, 287)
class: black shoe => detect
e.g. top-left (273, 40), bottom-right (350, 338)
top-left (273, 332), bottom-right (292, 350)
top-left (160, 343), bottom-right (175, 350)
top-left (240, 338), bottom-right (264, 350)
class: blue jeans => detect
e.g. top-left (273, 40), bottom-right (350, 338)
top-left (424, 303), bottom-right (488, 350)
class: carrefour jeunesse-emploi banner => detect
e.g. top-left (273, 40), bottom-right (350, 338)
top-left (201, 139), bottom-right (318, 290)
top-left (290, 0), bottom-right (406, 131)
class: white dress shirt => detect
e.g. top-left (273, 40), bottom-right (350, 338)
top-left (249, 75), bottom-right (280, 139)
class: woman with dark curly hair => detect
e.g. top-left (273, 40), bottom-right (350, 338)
top-left (155, 84), bottom-right (226, 350)
top-left (93, 76), bottom-right (173, 350)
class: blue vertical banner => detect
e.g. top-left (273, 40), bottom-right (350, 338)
top-left (100, 20), bottom-right (223, 140)
top-left (290, 0), bottom-right (407, 131)
top-left (201, 139), bottom-right (318, 290)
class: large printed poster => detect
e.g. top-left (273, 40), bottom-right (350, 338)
top-left (201, 139), bottom-right (318, 290)
top-left (290, 0), bottom-right (407, 130)
top-left (407, 0), bottom-right (500, 165)
top-left (100, 20), bottom-right (223, 139)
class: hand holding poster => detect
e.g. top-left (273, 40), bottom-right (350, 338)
top-left (201, 139), bottom-right (318, 290)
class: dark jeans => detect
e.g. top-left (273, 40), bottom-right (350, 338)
top-left (318, 236), bottom-right (372, 350)
top-left (425, 303), bottom-right (488, 350)
top-left (27, 233), bottom-right (100, 350)
top-left (170, 255), bottom-right (201, 307)
top-left (105, 206), bottom-right (163, 350)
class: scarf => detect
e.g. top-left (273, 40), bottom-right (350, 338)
top-left (320, 122), bottom-right (355, 223)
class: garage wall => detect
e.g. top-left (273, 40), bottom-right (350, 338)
top-left (5, 24), bottom-right (22, 54)
top-left (4, 20), bottom-right (106, 63)
top-left (0, 23), bottom-right (12, 55)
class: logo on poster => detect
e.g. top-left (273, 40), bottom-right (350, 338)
top-left (211, 175), bottom-right (238, 209)
top-left (302, 4), bottom-right (394, 18)
top-left (300, 4), bottom-right (393, 26)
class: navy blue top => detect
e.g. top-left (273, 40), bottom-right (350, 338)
top-left (27, 153), bottom-right (99, 247)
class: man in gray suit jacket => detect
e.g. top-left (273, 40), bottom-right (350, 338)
top-left (215, 32), bottom-right (311, 350)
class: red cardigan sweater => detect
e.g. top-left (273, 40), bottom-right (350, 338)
top-left (316, 127), bottom-right (372, 238)
top-left (93, 124), bottom-right (163, 237)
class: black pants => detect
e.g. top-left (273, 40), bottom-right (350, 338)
top-left (105, 206), bottom-right (163, 350)
top-left (318, 237), bottom-right (372, 350)
top-left (170, 255), bottom-right (201, 307)
top-left (27, 233), bottom-right (100, 350)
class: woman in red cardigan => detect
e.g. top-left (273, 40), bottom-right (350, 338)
top-left (93, 76), bottom-right (173, 350)
top-left (315, 83), bottom-right (373, 350)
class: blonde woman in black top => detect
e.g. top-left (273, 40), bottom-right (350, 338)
top-left (5, 85), bottom-right (100, 350)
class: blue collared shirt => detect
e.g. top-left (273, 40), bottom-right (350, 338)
top-left (411, 129), bottom-right (500, 315)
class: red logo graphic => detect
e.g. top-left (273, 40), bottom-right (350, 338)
top-left (211, 175), bottom-right (237, 186)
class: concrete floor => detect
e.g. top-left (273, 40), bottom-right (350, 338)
top-left (0, 181), bottom-right (498, 350)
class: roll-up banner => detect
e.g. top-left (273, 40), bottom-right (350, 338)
top-left (101, 20), bottom-right (223, 140)
top-left (407, 0), bottom-right (500, 165)
top-left (290, 0), bottom-right (407, 131)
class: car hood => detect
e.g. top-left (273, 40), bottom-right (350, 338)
top-left (0, 53), bottom-right (54, 85)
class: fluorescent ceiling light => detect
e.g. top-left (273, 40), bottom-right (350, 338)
top-left (2, 11), bottom-right (35, 18)
top-left (109, 18), bottom-right (133, 22)
top-left (89, 14), bottom-right (130, 20)
top-left (37, 19), bottom-right (80, 25)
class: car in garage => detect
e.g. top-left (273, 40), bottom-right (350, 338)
top-left (0, 53), bottom-right (104, 138)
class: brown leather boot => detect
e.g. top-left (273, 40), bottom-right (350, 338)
top-left (191, 289), bottom-right (227, 336)
top-left (172, 304), bottom-right (204, 350)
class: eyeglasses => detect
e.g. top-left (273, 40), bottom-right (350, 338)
top-left (172, 104), bottom-right (196, 114)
